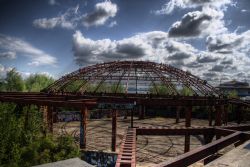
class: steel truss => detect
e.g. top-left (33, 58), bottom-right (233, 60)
top-left (43, 61), bottom-right (221, 96)
top-left (0, 61), bottom-right (250, 167)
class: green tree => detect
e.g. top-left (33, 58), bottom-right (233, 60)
top-left (180, 86), bottom-right (194, 96)
top-left (110, 82), bottom-right (124, 93)
top-left (26, 74), bottom-right (54, 92)
top-left (149, 83), bottom-right (173, 95)
top-left (4, 69), bottom-right (25, 92)
top-left (228, 90), bottom-right (238, 98)
top-left (0, 79), bottom-right (6, 91)
top-left (0, 104), bottom-right (79, 167)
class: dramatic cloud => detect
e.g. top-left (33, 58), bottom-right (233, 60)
top-left (197, 53), bottom-right (219, 63)
top-left (34, 2), bottom-right (118, 29)
top-left (206, 31), bottom-right (250, 54)
top-left (33, 5), bottom-right (80, 29)
top-left (0, 34), bottom-right (57, 66)
top-left (168, 11), bottom-right (212, 37)
top-left (72, 31), bottom-right (150, 65)
top-left (210, 64), bottom-right (225, 72)
top-left (0, 51), bottom-right (16, 60)
top-left (168, 6), bottom-right (227, 38)
top-left (154, 0), bottom-right (231, 15)
top-left (83, 1), bottom-right (118, 27)
top-left (72, 29), bottom-right (250, 84)
top-left (72, 30), bottom-right (199, 67)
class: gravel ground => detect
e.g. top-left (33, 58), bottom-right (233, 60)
top-left (53, 117), bottom-right (244, 167)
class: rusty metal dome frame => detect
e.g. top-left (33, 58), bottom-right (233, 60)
top-left (44, 61), bottom-right (221, 97)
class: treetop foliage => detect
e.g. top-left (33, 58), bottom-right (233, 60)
top-left (0, 69), bottom-right (54, 92)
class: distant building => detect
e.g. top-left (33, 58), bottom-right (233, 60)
top-left (217, 80), bottom-right (250, 97)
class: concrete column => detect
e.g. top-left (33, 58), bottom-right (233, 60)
top-left (80, 106), bottom-right (87, 149)
top-left (111, 109), bottom-right (117, 152)
top-left (184, 106), bottom-right (192, 153)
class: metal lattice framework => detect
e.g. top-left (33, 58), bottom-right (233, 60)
top-left (44, 61), bottom-right (221, 96)
top-left (0, 61), bottom-right (250, 167)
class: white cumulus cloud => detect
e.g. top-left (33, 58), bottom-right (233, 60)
top-left (0, 34), bottom-right (57, 66)
top-left (33, 5), bottom-right (80, 29)
top-left (154, 0), bottom-right (231, 15)
top-left (72, 30), bottom-right (250, 84)
top-left (83, 1), bottom-right (118, 27)
top-left (0, 51), bottom-right (16, 60)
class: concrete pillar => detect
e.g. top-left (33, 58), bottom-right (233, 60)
top-left (111, 109), bottom-right (117, 152)
top-left (184, 106), bottom-right (192, 153)
top-left (80, 106), bottom-right (87, 149)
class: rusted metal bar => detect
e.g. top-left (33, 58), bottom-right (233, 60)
top-left (185, 106), bottom-right (192, 152)
top-left (80, 106), bottom-right (87, 149)
top-left (115, 128), bottom-right (136, 167)
top-left (221, 124), bottom-right (250, 131)
top-left (112, 109), bottom-right (117, 152)
top-left (0, 92), bottom-right (231, 107)
top-left (155, 132), bottom-right (243, 167)
top-left (47, 106), bottom-right (53, 133)
top-left (208, 106), bottom-right (213, 126)
top-left (136, 127), bottom-right (214, 136)
top-left (0, 96), bottom-right (96, 109)
top-left (214, 105), bottom-right (222, 126)
top-left (175, 106), bottom-right (180, 124)
top-left (131, 109), bottom-right (134, 128)
top-left (237, 105), bottom-right (243, 124)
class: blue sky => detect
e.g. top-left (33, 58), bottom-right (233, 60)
top-left (0, 0), bottom-right (250, 84)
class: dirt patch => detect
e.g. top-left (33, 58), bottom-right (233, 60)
top-left (53, 117), bottom-right (242, 166)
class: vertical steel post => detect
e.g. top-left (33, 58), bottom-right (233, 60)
top-left (112, 109), bottom-right (117, 152)
top-left (215, 105), bottom-right (222, 126)
top-left (139, 105), bottom-right (145, 119)
top-left (215, 105), bottom-right (223, 139)
top-left (208, 106), bottom-right (213, 126)
top-left (184, 106), bottom-right (192, 153)
top-left (223, 105), bottom-right (228, 125)
top-left (237, 105), bottom-right (242, 124)
top-left (47, 106), bottom-right (53, 133)
top-left (80, 106), bottom-right (87, 149)
top-left (176, 106), bottom-right (180, 124)
top-left (131, 109), bottom-right (134, 128)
